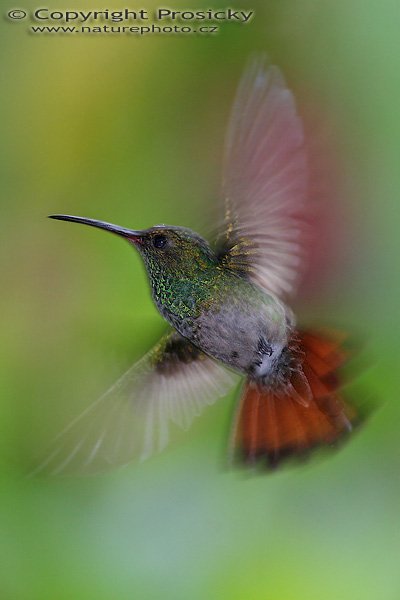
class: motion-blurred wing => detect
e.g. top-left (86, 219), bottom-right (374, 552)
top-left (31, 332), bottom-right (238, 476)
top-left (218, 56), bottom-right (307, 298)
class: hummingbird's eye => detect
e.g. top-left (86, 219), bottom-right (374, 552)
top-left (152, 234), bottom-right (168, 249)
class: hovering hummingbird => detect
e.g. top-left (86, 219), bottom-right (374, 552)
top-left (37, 57), bottom-right (364, 475)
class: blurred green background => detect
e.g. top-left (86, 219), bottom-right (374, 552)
top-left (1, 0), bottom-right (400, 598)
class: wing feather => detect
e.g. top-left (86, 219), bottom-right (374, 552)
top-left (30, 332), bottom-right (238, 476)
top-left (219, 55), bottom-right (307, 298)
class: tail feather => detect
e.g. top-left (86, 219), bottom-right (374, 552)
top-left (233, 329), bottom-right (363, 469)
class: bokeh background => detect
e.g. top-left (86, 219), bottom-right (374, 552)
top-left (1, 1), bottom-right (400, 598)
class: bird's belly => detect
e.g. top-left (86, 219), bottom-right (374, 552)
top-left (192, 301), bottom-right (288, 375)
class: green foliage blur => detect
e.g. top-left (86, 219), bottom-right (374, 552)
top-left (1, 1), bottom-right (399, 598)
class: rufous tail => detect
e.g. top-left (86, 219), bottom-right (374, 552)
top-left (233, 329), bottom-right (363, 469)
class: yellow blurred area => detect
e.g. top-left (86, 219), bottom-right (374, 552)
top-left (1, 0), bottom-right (400, 598)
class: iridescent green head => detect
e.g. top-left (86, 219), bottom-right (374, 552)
top-left (134, 225), bottom-right (216, 275)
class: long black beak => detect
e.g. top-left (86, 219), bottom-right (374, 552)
top-left (49, 214), bottom-right (142, 242)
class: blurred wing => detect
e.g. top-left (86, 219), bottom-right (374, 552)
top-left (218, 55), bottom-right (307, 298)
top-left (31, 332), bottom-right (238, 476)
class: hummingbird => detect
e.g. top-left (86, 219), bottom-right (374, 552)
top-left (36, 57), bottom-right (364, 475)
